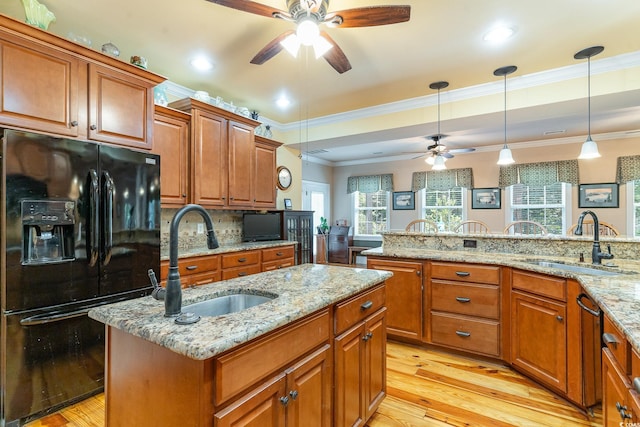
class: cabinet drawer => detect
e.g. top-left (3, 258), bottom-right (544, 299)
top-left (215, 309), bottom-right (330, 406)
top-left (262, 246), bottom-right (295, 262)
top-left (222, 264), bottom-right (262, 280)
top-left (160, 255), bottom-right (219, 280)
top-left (262, 258), bottom-right (294, 272)
top-left (512, 269), bottom-right (566, 302)
top-left (431, 312), bottom-right (500, 357)
top-left (431, 281), bottom-right (499, 319)
top-left (334, 285), bottom-right (385, 335)
top-left (603, 315), bottom-right (630, 375)
top-left (430, 262), bottom-right (500, 285)
top-left (221, 250), bottom-right (260, 269)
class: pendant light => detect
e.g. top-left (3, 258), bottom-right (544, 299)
top-left (493, 65), bottom-right (517, 165)
top-left (428, 81), bottom-right (449, 170)
top-left (574, 46), bottom-right (604, 159)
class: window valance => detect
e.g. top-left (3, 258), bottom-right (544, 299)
top-left (616, 155), bottom-right (640, 183)
top-left (347, 174), bottom-right (394, 194)
top-left (498, 160), bottom-right (579, 188)
top-left (411, 168), bottom-right (474, 192)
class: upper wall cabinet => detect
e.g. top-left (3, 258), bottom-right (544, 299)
top-left (0, 14), bottom-right (165, 149)
top-left (168, 98), bottom-right (281, 210)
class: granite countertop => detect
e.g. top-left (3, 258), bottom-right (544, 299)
top-left (89, 264), bottom-right (392, 360)
top-left (160, 240), bottom-right (295, 260)
top-left (364, 246), bottom-right (640, 355)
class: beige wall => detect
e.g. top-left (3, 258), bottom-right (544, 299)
top-left (321, 135), bottom-right (640, 236)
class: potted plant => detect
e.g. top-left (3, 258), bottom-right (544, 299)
top-left (317, 216), bottom-right (329, 235)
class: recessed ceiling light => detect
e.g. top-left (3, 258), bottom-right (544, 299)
top-left (483, 26), bottom-right (515, 42)
top-left (190, 56), bottom-right (213, 71)
top-left (276, 95), bottom-right (291, 108)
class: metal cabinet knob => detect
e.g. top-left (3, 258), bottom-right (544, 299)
top-left (90, 124), bottom-right (97, 130)
top-left (279, 396), bottom-right (289, 406)
top-left (289, 390), bottom-right (298, 400)
top-left (70, 120), bottom-right (78, 127)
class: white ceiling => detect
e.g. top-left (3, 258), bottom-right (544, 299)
top-left (2, 0), bottom-right (639, 164)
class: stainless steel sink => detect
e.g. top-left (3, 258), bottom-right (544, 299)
top-left (182, 292), bottom-right (277, 317)
top-left (525, 260), bottom-right (622, 276)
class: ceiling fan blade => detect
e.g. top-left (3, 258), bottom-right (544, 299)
top-left (250, 30), bottom-right (295, 65)
top-left (442, 152), bottom-right (454, 159)
top-left (205, 0), bottom-right (288, 19)
top-left (319, 31), bottom-right (352, 73)
top-left (325, 5), bottom-right (411, 28)
top-left (448, 148), bottom-right (477, 154)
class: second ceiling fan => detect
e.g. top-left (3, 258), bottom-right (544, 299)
top-left (205, 0), bottom-right (411, 73)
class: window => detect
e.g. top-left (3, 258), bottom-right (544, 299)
top-left (508, 183), bottom-right (567, 234)
top-left (421, 187), bottom-right (465, 231)
top-left (353, 190), bottom-right (388, 236)
top-left (632, 180), bottom-right (640, 237)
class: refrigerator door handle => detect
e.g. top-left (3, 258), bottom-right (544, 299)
top-left (102, 170), bottom-right (114, 266)
top-left (87, 169), bottom-right (100, 267)
top-left (20, 308), bottom-right (90, 326)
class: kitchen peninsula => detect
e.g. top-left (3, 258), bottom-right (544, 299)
top-left (89, 264), bottom-right (392, 426)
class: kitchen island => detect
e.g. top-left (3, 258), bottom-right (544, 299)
top-left (89, 264), bottom-right (392, 426)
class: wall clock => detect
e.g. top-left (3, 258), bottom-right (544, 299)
top-left (277, 166), bottom-right (292, 190)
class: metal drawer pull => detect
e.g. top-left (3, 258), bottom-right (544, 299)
top-left (360, 300), bottom-right (373, 311)
top-left (576, 293), bottom-right (601, 317)
top-left (276, 252), bottom-right (283, 256)
top-left (602, 332), bottom-right (619, 348)
top-left (186, 265), bottom-right (198, 271)
top-left (616, 402), bottom-right (632, 420)
top-left (455, 271), bottom-right (470, 277)
top-left (455, 297), bottom-right (471, 303)
top-left (455, 331), bottom-right (471, 338)
top-left (238, 257), bottom-right (247, 263)
top-left (238, 272), bottom-right (248, 277)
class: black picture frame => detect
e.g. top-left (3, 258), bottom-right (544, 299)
top-left (579, 183), bottom-right (619, 208)
top-left (471, 188), bottom-right (501, 209)
top-left (284, 198), bottom-right (292, 210)
top-left (392, 191), bottom-right (415, 210)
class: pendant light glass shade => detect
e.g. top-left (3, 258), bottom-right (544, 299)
top-left (574, 46), bottom-right (604, 160)
top-left (493, 65), bottom-right (517, 165)
top-left (432, 155), bottom-right (447, 170)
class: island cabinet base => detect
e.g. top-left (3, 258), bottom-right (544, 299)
top-left (103, 283), bottom-right (387, 427)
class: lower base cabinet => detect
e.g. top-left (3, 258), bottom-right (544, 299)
top-left (603, 348), bottom-right (632, 426)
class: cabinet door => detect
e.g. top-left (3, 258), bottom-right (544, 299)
top-left (227, 120), bottom-right (254, 207)
top-left (214, 373), bottom-right (286, 427)
top-left (363, 309), bottom-right (386, 421)
top-left (88, 63), bottom-right (153, 149)
top-left (367, 258), bottom-right (422, 341)
top-left (192, 109), bottom-right (228, 207)
top-left (253, 138), bottom-right (277, 208)
top-left (152, 107), bottom-right (189, 206)
top-left (511, 290), bottom-right (567, 393)
top-left (335, 322), bottom-right (365, 427)
top-left (603, 349), bottom-right (633, 426)
top-left (0, 37), bottom-right (79, 136)
top-left (285, 344), bottom-right (332, 427)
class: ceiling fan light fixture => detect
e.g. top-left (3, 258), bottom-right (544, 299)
top-left (432, 155), bottom-right (447, 170)
top-left (297, 19), bottom-right (320, 46)
top-left (425, 155), bottom-right (435, 165)
top-left (312, 34), bottom-right (333, 58)
top-left (280, 33), bottom-right (301, 57)
top-left (497, 145), bottom-right (515, 165)
top-left (578, 135), bottom-right (601, 159)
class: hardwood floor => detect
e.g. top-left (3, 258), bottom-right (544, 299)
top-left (24, 340), bottom-right (601, 427)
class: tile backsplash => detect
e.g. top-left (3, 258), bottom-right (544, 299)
top-left (160, 208), bottom-right (244, 250)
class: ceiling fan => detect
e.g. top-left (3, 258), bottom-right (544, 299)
top-left (205, 0), bottom-right (411, 73)
top-left (409, 81), bottom-right (476, 167)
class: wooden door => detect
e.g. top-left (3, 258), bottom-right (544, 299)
top-left (367, 258), bottom-right (422, 340)
top-left (363, 309), bottom-right (387, 421)
top-left (334, 321), bottom-right (365, 427)
top-left (253, 137), bottom-right (279, 208)
top-left (191, 109), bottom-right (228, 207)
top-left (88, 63), bottom-right (153, 149)
top-left (285, 344), bottom-right (332, 427)
top-left (214, 373), bottom-right (286, 427)
top-left (511, 290), bottom-right (567, 393)
top-left (0, 36), bottom-right (79, 136)
top-left (603, 349), bottom-right (632, 426)
top-left (152, 106), bottom-right (189, 206)
top-left (227, 120), bottom-right (254, 207)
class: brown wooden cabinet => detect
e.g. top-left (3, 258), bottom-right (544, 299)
top-left (254, 136), bottom-right (282, 208)
top-left (0, 15), bottom-right (163, 148)
top-left (159, 253), bottom-right (220, 288)
top-left (328, 226), bottom-right (353, 264)
top-left (334, 285), bottom-right (386, 427)
top-left (262, 246), bottom-right (295, 272)
top-left (281, 210), bottom-right (314, 264)
top-left (227, 120), bottom-right (256, 207)
top-left (602, 315), bottom-right (634, 425)
top-left (152, 105), bottom-right (190, 206)
top-left (367, 258), bottom-right (422, 341)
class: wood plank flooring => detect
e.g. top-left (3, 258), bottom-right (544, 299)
top-left (25, 340), bottom-right (601, 427)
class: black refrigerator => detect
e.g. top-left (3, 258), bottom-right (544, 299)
top-left (0, 130), bottom-right (160, 426)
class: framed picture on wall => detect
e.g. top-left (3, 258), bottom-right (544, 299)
top-left (392, 191), bottom-right (415, 210)
top-left (284, 198), bottom-right (293, 210)
top-left (471, 188), bottom-right (501, 209)
top-left (579, 183), bottom-right (619, 208)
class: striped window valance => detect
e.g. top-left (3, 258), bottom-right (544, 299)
top-left (616, 155), bottom-right (640, 183)
top-left (347, 174), bottom-right (394, 194)
top-left (498, 160), bottom-right (579, 188)
top-left (411, 168), bottom-right (474, 192)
